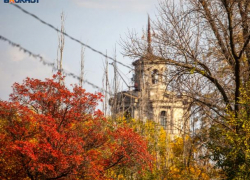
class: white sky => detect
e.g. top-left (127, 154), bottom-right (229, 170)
top-left (0, 0), bottom-right (158, 103)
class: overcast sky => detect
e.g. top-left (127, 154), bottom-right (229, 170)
top-left (0, 0), bottom-right (158, 102)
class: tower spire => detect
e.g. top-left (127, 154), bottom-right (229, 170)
top-left (147, 15), bottom-right (152, 54)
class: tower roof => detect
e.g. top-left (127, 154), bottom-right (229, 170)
top-left (132, 56), bottom-right (168, 66)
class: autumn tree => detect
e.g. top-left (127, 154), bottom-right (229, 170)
top-left (208, 83), bottom-right (250, 179)
top-left (0, 74), bottom-right (152, 180)
top-left (122, 0), bottom-right (250, 178)
top-left (104, 117), bottom-right (221, 179)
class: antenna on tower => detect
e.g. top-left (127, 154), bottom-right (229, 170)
top-left (147, 15), bottom-right (152, 54)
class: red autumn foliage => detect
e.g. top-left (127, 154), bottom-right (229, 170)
top-left (0, 74), bottom-right (152, 180)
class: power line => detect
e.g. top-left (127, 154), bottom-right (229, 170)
top-left (0, 35), bottom-right (113, 96)
top-left (110, 62), bottom-right (130, 89)
top-left (11, 3), bottom-right (132, 70)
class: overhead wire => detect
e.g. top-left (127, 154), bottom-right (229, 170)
top-left (11, 3), bottom-right (133, 70)
top-left (110, 62), bottom-right (130, 89)
top-left (11, 4), bottom-right (172, 87)
top-left (1, 7), bottom-right (193, 136)
top-left (0, 35), bottom-right (113, 96)
top-left (0, 36), bottom-right (191, 135)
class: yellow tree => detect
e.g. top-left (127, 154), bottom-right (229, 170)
top-left (208, 83), bottom-right (250, 179)
top-left (107, 117), bottom-right (219, 179)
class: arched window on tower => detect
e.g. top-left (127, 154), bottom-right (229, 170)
top-left (152, 69), bottom-right (159, 84)
top-left (160, 111), bottom-right (167, 129)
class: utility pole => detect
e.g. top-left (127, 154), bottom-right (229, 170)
top-left (103, 50), bottom-right (109, 117)
top-left (80, 45), bottom-right (85, 87)
top-left (113, 47), bottom-right (118, 120)
top-left (57, 12), bottom-right (65, 84)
